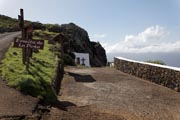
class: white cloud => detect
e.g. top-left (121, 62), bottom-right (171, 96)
top-left (93, 34), bottom-right (107, 38)
top-left (124, 25), bottom-right (167, 43)
top-left (101, 25), bottom-right (180, 53)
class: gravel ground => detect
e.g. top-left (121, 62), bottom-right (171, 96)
top-left (42, 66), bottom-right (180, 120)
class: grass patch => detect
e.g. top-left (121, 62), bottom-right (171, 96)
top-left (145, 60), bottom-right (166, 65)
top-left (33, 30), bottom-right (58, 40)
top-left (0, 30), bottom-right (59, 103)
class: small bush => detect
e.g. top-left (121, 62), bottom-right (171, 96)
top-left (69, 52), bottom-right (75, 59)
top-left (146, 60), bottom-right (166, 65)
top-left (33, 31), bottom-right (40, 37)
top-left (48, 24), bottom-right (62, 33)
top-left (63, 54), bottom-right (75, 66)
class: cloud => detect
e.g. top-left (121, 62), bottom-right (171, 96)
top-left (124, 25), bottom-right (167, 44)
top-left (101, 25), bottom-right (180, 54)
top-left (93, 34), bottom-right (107, 38)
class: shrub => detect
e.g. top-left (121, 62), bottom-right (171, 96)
top-left (48, 24), bottom-right (62, 33)
top-left (63, 54), bottom-right (75, 66)
top-left (69, 52), bottom-right (75, 59)
top-left (146, 60), bottom-right (166, 65)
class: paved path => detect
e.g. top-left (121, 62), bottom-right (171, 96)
top-left (0, 32), bottom-right (39, 118)
top-left (0, 32), bottom-right (20, 59)
top-left (45, 67), bottom-right (180, 120)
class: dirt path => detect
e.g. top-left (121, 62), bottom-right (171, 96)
top-left (43, 66), bottom-right (180, 120)
top-left (0, 32), bottom-right (39, 119)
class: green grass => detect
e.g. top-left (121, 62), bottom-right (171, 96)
top-left (146, 60), bottom-right (166, 65)
top-left (36, 30), bottom-right (58, 36)
top-left (33, 30), bottom-right (58, 40)
top-left (0, 31), bottom-right (59, 103)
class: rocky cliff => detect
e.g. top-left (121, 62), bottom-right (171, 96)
top-left (51, 23), bottom-right (107, 67)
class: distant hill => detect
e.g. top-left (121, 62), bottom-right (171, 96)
top-left (0, 14), bottom-right (64, 33)
top-left (0, 15), bottom-right (19, 33)
top-left (0, 14), bottom-right (44, 33)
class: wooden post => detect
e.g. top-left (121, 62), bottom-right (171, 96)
top-left (26, 35), bottom-right (32, 71)
top-left (20, 9), bottom-right (26, 65)
top-left (24, 28), bottom-right (29, 71)
top-left (61, 40), bottom-right (64, 72)
top-left (20, 9), bottom-right (24, 38)
top-left (53, 36), bottom-right (65, 95)
top-left (26, 49), bottom-right (30, 71)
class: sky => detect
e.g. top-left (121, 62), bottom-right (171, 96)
top-left (0, 0), bottom-right (180, 67)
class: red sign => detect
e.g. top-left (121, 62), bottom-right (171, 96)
top-left (14, 39), bottom-right (44, 49)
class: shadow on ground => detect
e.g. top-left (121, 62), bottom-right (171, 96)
top-left (52, 100), bottom-right (77, 111)
top-left (68, 72), bottom-right (96, 82)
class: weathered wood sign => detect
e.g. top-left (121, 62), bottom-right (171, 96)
top-left (15, 9), bottom-right (45, 71)
top-left (14, 39), bottom-right (44, 49)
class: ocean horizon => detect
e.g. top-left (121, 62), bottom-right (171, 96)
top-left (107, 52), bottom-right (180, 68)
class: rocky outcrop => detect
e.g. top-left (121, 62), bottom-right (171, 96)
top-left (50, 23), bottom-right (107, 67)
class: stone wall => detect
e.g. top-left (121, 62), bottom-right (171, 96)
top-left (114, 57), bottom-right (180, 92)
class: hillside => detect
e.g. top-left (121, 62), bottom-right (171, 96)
top-left (0, 15), bottom-right (19, 33)
top-left (0, 14), bottom-right (44, 33)
top-left (0, 14), bottom-right (107, 66)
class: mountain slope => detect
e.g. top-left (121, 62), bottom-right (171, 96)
top-left (0, 14), bottom-right (44, 33)
top-left (0, 15), bottom-right (19, 33)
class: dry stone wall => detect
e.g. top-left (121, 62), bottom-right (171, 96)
top-left (114, 57), bottom-right (180, 92)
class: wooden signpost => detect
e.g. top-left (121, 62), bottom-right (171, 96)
top-left (18, 9), bottom-right (26, 64)
top-left (14, 9), bottom-right (44, 71)
top-left (14, 39), bottom-right (44, 49)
